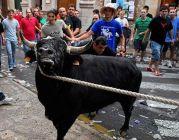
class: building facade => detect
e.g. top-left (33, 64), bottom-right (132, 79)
top-left (1, 0), bottom-right (178, 29)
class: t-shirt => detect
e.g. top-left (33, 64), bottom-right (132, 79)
top-left (134, 17), bottom-right (152, 40)
top-left (70, 16), bottom-right (81, 32)
top-left (165, 17), bottom-right (179, 42)
top-left (149, 16), bottom-right (173, 45)
top-left (41, 19), bottom-right (67, 38)
top-left (115, 17), bottom-right (129, 27)
top-left (40, 18), bottom-right (47, 25)
top-left (63, 16), bottom-right (73, 29)
top-left (91, 19), bottom-right (123, 53)
top-left (2, 18), bottom-right (19, 41)
top-left (21, 17), bottom-right (40, 40)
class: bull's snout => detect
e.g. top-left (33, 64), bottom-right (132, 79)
top-left (39, 47), bottom-right (53, 56)
top-left (38, 47), bottom-right (54, 67)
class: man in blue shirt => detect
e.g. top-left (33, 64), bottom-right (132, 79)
top-left (74, 3), bottom-right (125, 55)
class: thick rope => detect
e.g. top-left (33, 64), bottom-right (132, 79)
top-left (38, 66), bottom-right (179, 106)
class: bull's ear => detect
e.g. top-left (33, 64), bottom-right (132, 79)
top-left (66, 39), bottom-right (93, 54)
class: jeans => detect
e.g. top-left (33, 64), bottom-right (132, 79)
top-left (150, 41), bottom-right (162, 61)
top-left (6, 40), bottom-right (18, 69)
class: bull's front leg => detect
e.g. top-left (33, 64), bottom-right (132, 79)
top-left (52, 115), bottom-right (78, 140)
top-left (120, 98), bottom-right (135, 137)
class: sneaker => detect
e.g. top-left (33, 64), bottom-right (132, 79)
top-left (167, 60), bottom-right (172, 68)
top-left (7, 73), bottom-right (15, 78)
top-left (9, 67), bottom-right (13, 72)
top-left (0, 97), bottom-right (13, 105)
top-left (13, 65), bottom-right (17, 68)
top-left (162, 60), bottom-right (168, 66)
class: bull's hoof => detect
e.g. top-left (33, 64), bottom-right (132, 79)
top-left (88, 112), bottom-right (97, 120)
top-left (120, 130), bottom-right (127, 138)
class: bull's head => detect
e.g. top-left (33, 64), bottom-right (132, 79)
top-left (20, 32), bottom-right (92, 75)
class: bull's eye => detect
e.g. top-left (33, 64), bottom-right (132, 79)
top-left (48, 50), bottom-right (53, 54)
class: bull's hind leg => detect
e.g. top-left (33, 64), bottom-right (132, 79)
top-left (120, 98), bottom-right (135, 137)
top-left (53, 115), bottom-right (78, 140)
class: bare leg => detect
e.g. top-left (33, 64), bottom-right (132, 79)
top-left (140, 51), bottom-right (146, 62)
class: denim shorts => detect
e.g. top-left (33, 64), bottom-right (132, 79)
top-left (150, 41), bottom-right (162, 61)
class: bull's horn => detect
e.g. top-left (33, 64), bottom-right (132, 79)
top-left (20, 31), bottom-right (37, 48)
top-left (66, 40), bottom-right (93, 54)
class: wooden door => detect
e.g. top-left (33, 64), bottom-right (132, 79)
top-left (57, 0), bottom-right (77, 10)
top-left (1, 0), bottom-right (8, 17)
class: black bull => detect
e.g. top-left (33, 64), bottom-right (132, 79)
top-left (27, 37), bottom-right (142, 140)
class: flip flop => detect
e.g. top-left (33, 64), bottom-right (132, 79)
top-left (146, 67), bottom-right (154, 72)
top-left (153, 71), bottom-right (163, 76)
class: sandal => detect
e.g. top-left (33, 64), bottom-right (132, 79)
top-left (146, 67), bottom-right (154, 72)
top-left (153, 71), bottom-right (162, 76)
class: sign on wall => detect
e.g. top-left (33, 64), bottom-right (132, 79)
top-left (104, 0), bottom-right (135, 20)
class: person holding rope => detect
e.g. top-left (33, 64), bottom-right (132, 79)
top-left (73, 3), bottom-right (125, 56)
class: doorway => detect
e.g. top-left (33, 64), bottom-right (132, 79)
top-left (57, 0), bottom-right (77, 10)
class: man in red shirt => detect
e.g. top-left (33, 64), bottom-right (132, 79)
top-left (21, 8), bottom-right (40, 63)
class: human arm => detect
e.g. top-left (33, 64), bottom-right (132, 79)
top-left (130, 27), bottom-right (136, 41)
top-left (142, 28), bottom-right (150, 43)
top-left (62, 20), bottom-right (74, 40)
top-left (16, 21), bottom-right (21, 45)
top-left (74, 30), bottom-right (93, 42)
top-left (35, 18), bottom-right (41, 32)
top-left (116, 34), bottom-right (125, 56)
top-left (124, 18), bottom-right (129, 28)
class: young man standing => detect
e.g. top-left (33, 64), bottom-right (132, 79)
top-left (74, 3), bottom-right (125, 55)
top-left (131, 9), bottom-right (152, 62)
top-left (67, 4), bottom-right (82, 36)
top-left (144, 6), bottom-right (173, 76)
top-left (2, 9), bottom-right (21, 72)
top-left (41, 9), bottom-right (73, 39)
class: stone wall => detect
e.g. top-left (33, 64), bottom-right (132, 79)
top-left (79, 0), bottom-right (95, 31)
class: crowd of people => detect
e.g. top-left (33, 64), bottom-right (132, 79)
top-left (0, 3), bottom-right (179, 105)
